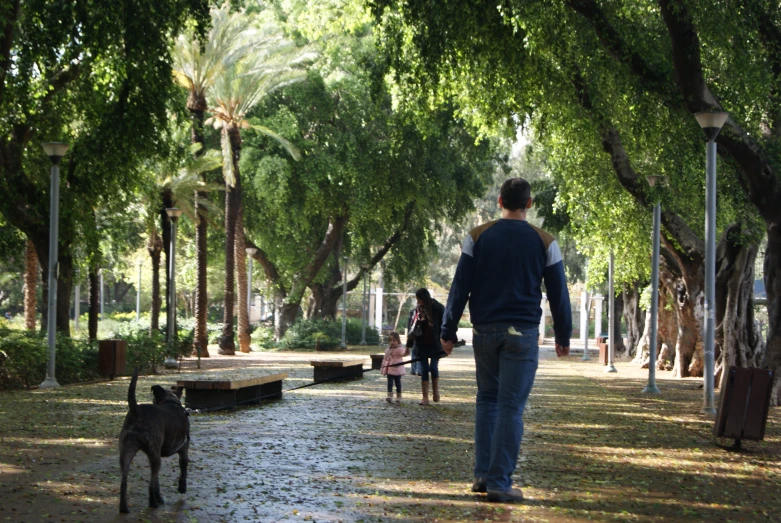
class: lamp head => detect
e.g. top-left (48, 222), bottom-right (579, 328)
top-left (694, 111), bottom-right (729, 141)
top-left (42, 142), bottom-right (69, 164)
top-left (246, 247), bottom-right (258, 256)
top-left (165, 208), bottom-right (183, 220)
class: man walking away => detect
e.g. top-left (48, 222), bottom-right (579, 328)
top-left (440, 177), bottom-right (572, 503)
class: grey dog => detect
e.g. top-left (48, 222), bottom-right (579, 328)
top-left (119, 368), bottom-right (190, 513)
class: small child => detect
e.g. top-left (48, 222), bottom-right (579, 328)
top-left (381, 332), bottom-right (408, 403)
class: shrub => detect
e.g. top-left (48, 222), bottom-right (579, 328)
top-left (458, 319), bottom-right (473, 328)
top-left (116, 327), bottom-right (166, 374)
top-left (109, 311), bottom-right (145, 322)
top-left (0, 330), bottom-right (99, 390)
top-left (252, 325), bottom-right (276, 349)
top-left (279, 318), bottom-right (379, 350)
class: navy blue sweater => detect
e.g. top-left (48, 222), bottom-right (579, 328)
top-left (441, 219), bottom-right (572, 347)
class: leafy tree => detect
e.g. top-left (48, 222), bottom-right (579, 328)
top-left (0, 219), bottom-right (25, 317)
top-left (371, 0), bottom-right (772, 394)
top-left (0, 0), bottom-right (209, 336)
top-left (240, 0), bottom-right (496, 339)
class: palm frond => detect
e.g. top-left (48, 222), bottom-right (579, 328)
top-left (248, 123), bottom-right (302, 161)
top-left (173, 2), bottom-right (255, 98)
top-left (206, 21), bottom-right (316, 125)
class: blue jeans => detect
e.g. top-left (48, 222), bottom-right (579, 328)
top-left (411, 345), bottom-right (421, 375)
top-left (472, 324), bottom-right (539, 492)
top-left (419, 355), bottom-right (439, 382)
top-left (387, 375), bottom-right (401, 393)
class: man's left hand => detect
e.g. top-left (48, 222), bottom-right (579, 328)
top-left (441, 339), bottom-right (454, 355)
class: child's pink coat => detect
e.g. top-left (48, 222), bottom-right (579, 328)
top-left (381, 345), bottom-right (407, 376)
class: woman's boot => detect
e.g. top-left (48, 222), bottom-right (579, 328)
top-left (386, 391), bottom-right (393, 403)
top-left (395, 392), bottom-right (402, 404)
top-left (419, 381), bottom-right (430, 406)
top-left (432, 378), bottom-right (440, 402)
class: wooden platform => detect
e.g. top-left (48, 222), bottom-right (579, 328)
top-left (310, 359), bottom-right (365, 383)
top-left (176, 372), bottom-right (288, 410)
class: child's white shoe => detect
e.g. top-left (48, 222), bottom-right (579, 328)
top-left (386, 392), bottom-right (393, 403)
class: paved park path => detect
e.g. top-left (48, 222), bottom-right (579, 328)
top-left (1, 345), bottom-right (779, 522)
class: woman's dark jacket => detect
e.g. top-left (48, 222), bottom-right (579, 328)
top-left (407, 299), bottom-right (446, 358)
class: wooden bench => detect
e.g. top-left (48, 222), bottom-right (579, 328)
top-left (310, 359), bottom-right (365, 383)
top-left (177, 372), bottom-right (288, 411)
top-left (370, 353), bottom-right (385, 370)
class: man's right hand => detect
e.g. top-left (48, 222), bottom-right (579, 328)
top-left (555, 343), bottom-right (570, 357)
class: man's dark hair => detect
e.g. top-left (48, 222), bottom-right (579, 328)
top-left (500, 177), bottom-right (532, 211)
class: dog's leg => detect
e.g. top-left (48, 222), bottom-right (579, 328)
top-left (148, 453), bottom-right (164, 508)
top-left (177, 443), bottom-right (189, 494)
top-left (119, 444), bottom-right (138, 513)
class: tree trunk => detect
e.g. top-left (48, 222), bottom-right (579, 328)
top-left (55, 256), bottom-right (73, 336)
top-left (622, 282), bottom-right (644, 357)
top-left (31, 238), bottom-right (72, 337)
top-left (612, 290), bottom-right (626, 356)
top-left (190, 99), bottom-right (210, 357)
top-left (716, 225), bottom-right (764, 382)
top-left (765, 225), bottom-right (781, 405)
top-left (161, 191), bottom-right (173, 339)
top-left (148, 232), bottom-right (163, 333)
top-left (673, 286), bottom-right (703, 378)
top-left (193, 189), bottom-right (210, 357)
top-left (236, 206), bottom-right (251, 353)
top-left (219, 125), bottom-right (242, 355)
top-left (633, 304), bottom-right (653, 367)
top-left (658, 266), bottom-right (679, 356)
top-left (309, 251), bottom-right (343, 320)
top-left (40, 263), bottom-right (47, 334)
top-left (88, 266), bottom-right (99, 341)
top-left (24, 239), bottom-right (37, 330)
top-left (275, 301), bottom-right (299, 341)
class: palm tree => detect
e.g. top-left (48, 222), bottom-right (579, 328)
top-left (143, 146), bottom-right (222, 340)
top-left (173, 2), bottom-right (254, 358)
top-left (207, 24), bottom-right (310, 354)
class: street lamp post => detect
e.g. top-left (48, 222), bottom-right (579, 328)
top-left (74, 282), bottom-right (80, 330)
top-left (246, 247), bottom-right (257, 321)
top-left (164, 208), bottom-right (183, 369)
top-left (642, 175), bottom-right (666, 394)
top-left (341, 256), bottom-right (348, 349)
top-left (99, 269), bottom-right (104, 320)
top-left (360, 265), bottom-right (370, 345)
top-left (695, 111), bottom-right (729, 415)
top-left (39, 142), bottom-right (68, 389)
top-left (606, 250), bottom-right (618, 373)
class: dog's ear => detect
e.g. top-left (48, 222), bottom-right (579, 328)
top-left (151, 385), bottom-right (167, 404)
top-left (171, 385), bottom-right (184, 399)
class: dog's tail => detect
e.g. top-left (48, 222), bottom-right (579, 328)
top-left (128, 367), bottom-right (141, 417)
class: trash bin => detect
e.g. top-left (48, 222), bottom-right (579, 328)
top-left (714, 366), bottom-right (774, 448)
top-left (98, 339), bottom-right (127, 379)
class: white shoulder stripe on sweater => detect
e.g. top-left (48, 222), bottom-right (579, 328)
top-left (461, 234), bottom-right (475, 257)
top-left (546, 240), bottom-right (562, 267)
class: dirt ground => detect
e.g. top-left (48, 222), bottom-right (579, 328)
top-left (0, 344), bottom-right (779, 523)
